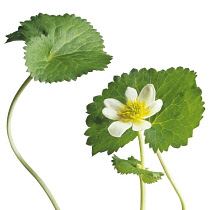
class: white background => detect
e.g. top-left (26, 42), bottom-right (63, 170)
top-left (0, 0), bottom-right (210, 210)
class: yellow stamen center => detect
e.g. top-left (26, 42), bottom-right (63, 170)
top-left (118, 98), bottom-right (151, 122)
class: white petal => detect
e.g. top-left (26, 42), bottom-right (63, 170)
top-left (102, 108), bottom-right (121, 120)
top-left (132, 120), bottom-right (151, 131)
top-left (125, 87), bottom-right (138, 101)
top-left (138, 84), bottom-right (156, 105)
top-left (104, 98), bottom-right (124, 111)
top-left (146, 99), bottom-right (163, 118)
top-left (108, 121), bottom-right (132, 137)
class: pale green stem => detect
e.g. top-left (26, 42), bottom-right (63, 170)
top-left (156, 150), bottom-right (186, 210)
top-left (137, 131), bottom-right (145, 210)
top-left (7, 76), bottom-right (60, 210)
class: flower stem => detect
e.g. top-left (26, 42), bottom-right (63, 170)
top-left (7, 76), bottom-right (60, 210)
top-left (156, 150), bottom-right (186, 210)
top-left (137, 131), bottom-right (145, 210)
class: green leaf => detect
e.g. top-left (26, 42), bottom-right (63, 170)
top-left (85, 67), bottom-right (204, 155)
top-left (6, 13), bottom-right (112, 83)
top-left (6, 30), bottom-right (25, 43)
top-left (112, 155), bottom-right (164, 184)
top-left (141, 175), bottom-right (162, 184)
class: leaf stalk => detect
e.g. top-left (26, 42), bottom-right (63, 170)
top-left (156, 150), bottom-right (186, 210)
top-left (137, 131), bottom-right (146, 210)
top-left (7, 75), bottom-right (60, 210)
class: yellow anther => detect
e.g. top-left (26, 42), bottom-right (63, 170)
top-left (118, 98), bottom-right (151, 122)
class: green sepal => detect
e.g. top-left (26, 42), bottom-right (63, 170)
top-left (6, 13), bottom-right (112, 83)
top-left (112, 155), bottom-right (164, 184)
top-left (85, 67), bottom-right (204, 155)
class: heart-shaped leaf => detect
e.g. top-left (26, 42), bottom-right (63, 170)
top-left (85, 67), bottom-right (204, 154)
top-left (6, 14), bottom-right (112, 83)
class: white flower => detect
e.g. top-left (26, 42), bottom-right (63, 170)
top-left (102, 84), bottom-right (163, 137)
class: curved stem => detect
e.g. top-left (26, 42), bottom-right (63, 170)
top-left (137, 131), bottom-right (145, 210)
top-left (156, 150), bottom-right (186, 210)
top-left (7, 76), bottom-right (60, 210)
